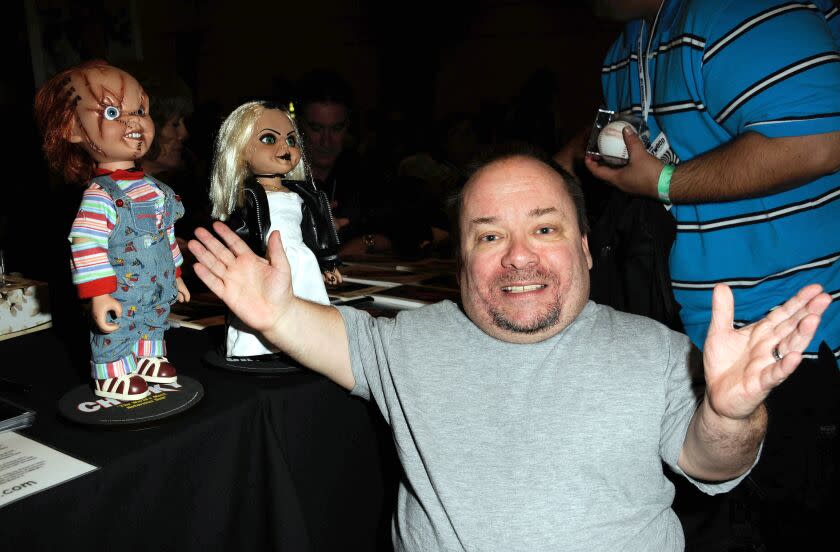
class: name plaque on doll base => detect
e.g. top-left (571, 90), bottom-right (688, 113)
top-left (57, 376), bottom-right (204, 426)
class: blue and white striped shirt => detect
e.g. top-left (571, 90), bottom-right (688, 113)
top-left (601, 0), bottom-right (840, 359)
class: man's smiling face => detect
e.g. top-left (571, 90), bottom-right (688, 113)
top-left (458, 156), bottom-right (592, 344)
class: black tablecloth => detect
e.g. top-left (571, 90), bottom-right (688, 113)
top-left (0, 325), bottom-right (398, 551)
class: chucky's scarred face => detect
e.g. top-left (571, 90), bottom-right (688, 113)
top-left (68, 65), bottom-right (154, 165)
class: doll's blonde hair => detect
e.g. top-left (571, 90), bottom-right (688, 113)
top-left (210, 101), bottom-right (308, 220)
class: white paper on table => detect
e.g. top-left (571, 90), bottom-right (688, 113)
top-left (0, 431), bottom-right (98, 508)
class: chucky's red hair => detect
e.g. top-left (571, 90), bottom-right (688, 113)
top-left (33, 60), bottom-right (110, 184)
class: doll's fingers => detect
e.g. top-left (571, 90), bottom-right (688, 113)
top-left (176, 278), bottom-right (191, 303)
top-left (98, 322), bottom-right (119, 333)
top-left (95, 311), bottom-right (119, 333)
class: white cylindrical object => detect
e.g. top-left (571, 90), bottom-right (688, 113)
top-left (597, 120), bottom-right (635, 161)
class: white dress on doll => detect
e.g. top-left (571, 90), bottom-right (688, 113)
top-left (226, 190), bottom-right (329, 357)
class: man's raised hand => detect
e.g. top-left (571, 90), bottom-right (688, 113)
top-left (188, 222), bottom-right (293, 335)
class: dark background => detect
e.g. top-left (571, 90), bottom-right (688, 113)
top-left (3, 0), bottom-right (621, 281)
top-left (14, 1), bottom-right (618, 130)
top-left (8, 1), bottom-right (622, 157)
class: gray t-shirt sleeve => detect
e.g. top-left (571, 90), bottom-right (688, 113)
top-left (660, 329), bottom-right (760, 494)
top-left (337, 305), bottom-right (396, 424)
top-left (659, 330), bottom-right (701, 471)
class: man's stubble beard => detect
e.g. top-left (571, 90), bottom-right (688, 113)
top-left (483, 268), bottom-right (564, 335)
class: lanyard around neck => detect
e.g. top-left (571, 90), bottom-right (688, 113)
top-left (637, 3), bottom-right (664, 123)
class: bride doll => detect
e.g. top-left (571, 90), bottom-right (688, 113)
top-left (210, 101), bottom-right (341, 359)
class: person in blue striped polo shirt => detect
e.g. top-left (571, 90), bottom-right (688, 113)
top-left (587, 0), bottom-right (840, 548)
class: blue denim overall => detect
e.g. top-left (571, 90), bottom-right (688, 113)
top-left (88, 175), bottom-right (183, 377)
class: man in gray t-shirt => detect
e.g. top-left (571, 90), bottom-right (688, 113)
top-left (189, 147), bottom-right (831, 551)
top-left (340, 300), bottom-right (706, 550)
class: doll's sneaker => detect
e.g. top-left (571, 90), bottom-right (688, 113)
top-left (94, 374), bottom-right (150, 401)
top-left (135, 356), bottom-right (178, 384)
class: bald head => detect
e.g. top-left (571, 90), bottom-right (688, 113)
top-left (456, 154), bottom-right (593, 343)
top-left (450, 150), bottom-right (589, 265)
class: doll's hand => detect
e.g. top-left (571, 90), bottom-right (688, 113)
top-left (91, 294), bottom-right (122, 333)
top-left (323, 268), bottom-right (343, 286)
top-left (176, 276), bottom-right (191, 303)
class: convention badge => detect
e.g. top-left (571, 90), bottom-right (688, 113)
top-left (648, 131), bottom-right (680, 165)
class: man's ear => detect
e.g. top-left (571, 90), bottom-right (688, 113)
top-left (582, 234), bottom-right (593, 270)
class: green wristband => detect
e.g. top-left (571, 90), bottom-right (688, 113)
top-left (658, 164), bottom-right (675, 204)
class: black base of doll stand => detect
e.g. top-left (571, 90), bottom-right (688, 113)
top-left (57, 375), bottom-right (203, 427)
top-left (203, 348), bottom-right (303, 375)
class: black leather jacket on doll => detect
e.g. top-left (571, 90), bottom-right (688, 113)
top-left (225, 177), bottom-right (341, 271)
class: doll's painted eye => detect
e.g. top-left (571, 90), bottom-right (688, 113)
top-left (103, 106), bottom-right (121, 121)
top-left (259, 134), bottom-right (277, 145)
top-left (136, 107), bottom-right (146, 117)
top-left (285, 135), bottom-right (297, 147)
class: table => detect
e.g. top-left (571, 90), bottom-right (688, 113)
top-left (0, 324), bottom-right (399, 551)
